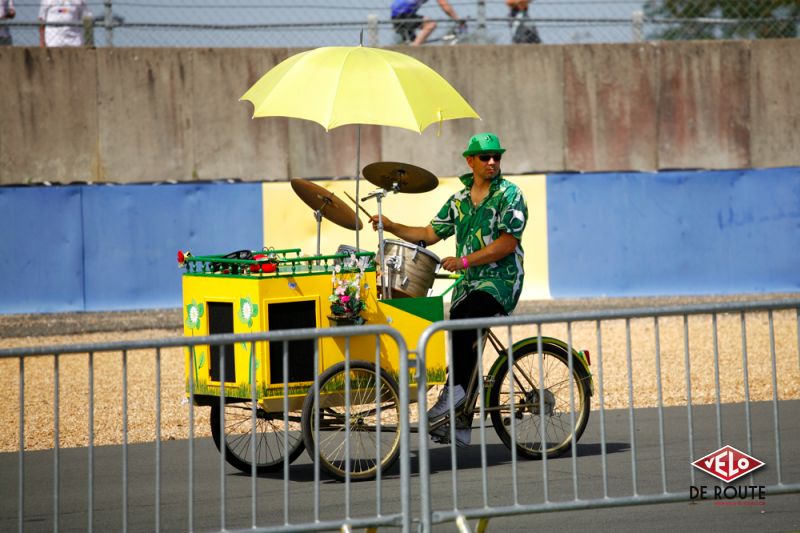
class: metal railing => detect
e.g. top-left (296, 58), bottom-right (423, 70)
top-left (415, 298), bottom-right (800, 531)
top-left (0, 325), bottom-right (411, 532)
top-left (1, 298), bottom-right (799, 532)
top-left (2, 0), bottom-right (797, 48)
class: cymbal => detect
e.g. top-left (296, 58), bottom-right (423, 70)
top-left (362, 161), bottom-right (438, 194)
top-left (290, 178), bottom-right (363, 230)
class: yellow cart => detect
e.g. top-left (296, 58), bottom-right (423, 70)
top-left (181, 247), bottom-right (447, 480)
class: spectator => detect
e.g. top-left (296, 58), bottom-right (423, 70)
top-left (391, 0), bottom-right (463, 46)
top-left (506, 0), bottom-right (541, 44)
top-left (39, 0), bottom-right (91, 47)
top-left (0, 0), bottom-right (15, 46)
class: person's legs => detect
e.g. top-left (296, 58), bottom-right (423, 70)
top-left (449, 290), bottom-right (505, 392)
top-left (430, 291), bottom-right (503, 447)
top-left (392, 13), bottom-right (423, 44)
top-left (413, 17), bottom-right (437, 45)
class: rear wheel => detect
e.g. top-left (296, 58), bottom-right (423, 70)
top-left (210, 402), bottom-right (304, 473)
top-left (489, 342), bottom-right (591, 459)
top-left (302, 361), bottom-right (401, 481)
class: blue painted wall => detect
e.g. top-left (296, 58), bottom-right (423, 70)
top-left (0, 182), bottom-right (262, 314)
top-left (1, 168), bottom-right (798, 314)
top-left (546, 167), bottom-right (800, 297)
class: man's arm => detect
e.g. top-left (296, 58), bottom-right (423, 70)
top-left (440, 232), bottom-right (519, 272)
top-left (370, 215), bottom-right (441, 246)
top-left (436, 0), bottom-right (460, 21)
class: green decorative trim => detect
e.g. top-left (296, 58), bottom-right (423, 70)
top-left (263, 383), bottom-right (313, 398)
top-left (188, 377), bottom-right (263, 399)
top-left (381, 295), bottom-right (444, 323)
top-left (182, 249), bottom-right (376, 279)
top-left (425, 367), bottom-right (447, 384)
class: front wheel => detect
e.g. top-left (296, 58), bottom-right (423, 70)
top-left (489, 342), bottom-right (591, 459)
top-left (210, 402), bottom-right (305, 474)
top-left (302, 361), bottom-right (401, 481)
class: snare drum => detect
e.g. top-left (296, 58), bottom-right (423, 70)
top-left (381, 240), bottom-right (441, 298)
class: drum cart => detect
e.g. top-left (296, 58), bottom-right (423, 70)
top-left (180, 247), bottom-right (448, 480)
top-left (180, 164), bottom-right (593, 482)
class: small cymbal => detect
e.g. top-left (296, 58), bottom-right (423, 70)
top-left (362, 161), bottom-right (438, 194)
top-left (290, 178), bottom-right (363, 230)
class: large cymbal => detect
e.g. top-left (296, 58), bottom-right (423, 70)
top-left (362, 161), bottom-right (438, 194)
top-left (290, 178), bottom-right (362, 230)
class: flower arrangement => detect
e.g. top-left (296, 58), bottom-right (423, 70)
top-left (329, 253), bottom-right (368, 321)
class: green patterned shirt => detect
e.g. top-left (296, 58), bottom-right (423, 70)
top-left (431, 173), bottom-right (528, 314)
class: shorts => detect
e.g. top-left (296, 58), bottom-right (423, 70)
top-left (392, 12), bottom-right (423, 41)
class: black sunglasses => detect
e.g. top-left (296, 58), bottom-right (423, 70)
top-left (477, 154), bottom-right (502, 162)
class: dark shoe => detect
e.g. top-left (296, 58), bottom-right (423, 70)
top-left (427, 385), bottom-right (466, 421)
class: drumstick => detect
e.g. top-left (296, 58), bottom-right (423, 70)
top-left (344, 191), bottom-right (374, 219)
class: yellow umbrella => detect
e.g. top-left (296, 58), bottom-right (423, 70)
top-left (240, 45), bottom-right (480, 248)
top-left (240, 45), bottom-right (480, 133)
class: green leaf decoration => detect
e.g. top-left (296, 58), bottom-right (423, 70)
top-left (238, 296), bottom-right (258, 328)
top-left (185, 299), bottom-right (204, 330)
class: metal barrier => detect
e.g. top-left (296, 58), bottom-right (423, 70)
top-left (415, 298), bottom-right (800, 532)
top-left (2, 298), bottom-right (800, 532)
top-left (0, 325), bottom-right (411, 533)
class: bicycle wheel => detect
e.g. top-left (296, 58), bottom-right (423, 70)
top-left (210, 402), bottom-right (305, 474)
top-left (489, 341), bottom-right (591, 459)
top-left (301, 360), bottom-right (401, 481)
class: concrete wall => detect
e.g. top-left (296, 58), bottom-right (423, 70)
top-left (2, 40), bottom-right (800, 185)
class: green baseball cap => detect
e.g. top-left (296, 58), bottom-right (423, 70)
top-left (462, 132), bottom-right (506, 157)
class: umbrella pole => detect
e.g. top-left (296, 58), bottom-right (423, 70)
top-left (355, 124), bottom-right (361, 251)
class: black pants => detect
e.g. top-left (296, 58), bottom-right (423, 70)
top-left (392, 13), bottom-right (423, 42)
top-left (449, 290), bottom-right (505, 391)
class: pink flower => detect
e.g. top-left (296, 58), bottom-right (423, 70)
top-left (341, 295), bottom-right (350, 303)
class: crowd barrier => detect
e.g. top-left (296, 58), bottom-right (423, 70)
top-left (1, 299), bottom-right (798, 532)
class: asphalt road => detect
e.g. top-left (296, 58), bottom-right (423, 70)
top-left (1, 401), bottom-right (798, 533)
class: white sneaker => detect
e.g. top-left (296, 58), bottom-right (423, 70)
top-left (430, 424), bottom-right (472, 448)
top-left (427, 385), bottom-right (466, 421)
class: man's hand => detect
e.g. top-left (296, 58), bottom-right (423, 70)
top-left (370, 214), bottom-right (392, 232)
top-left (441, 233), bottom-right (519, 272)
top-left (440, 256), bottom-right (464, 272)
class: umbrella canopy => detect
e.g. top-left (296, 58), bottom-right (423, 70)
top-left (240, 46), bottom-right (480, 133)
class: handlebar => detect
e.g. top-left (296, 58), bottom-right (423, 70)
top-left (436, 272), bottom-right (465, 297)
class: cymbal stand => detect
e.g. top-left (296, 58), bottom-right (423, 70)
top-left (314, 196), bottom-right (333, 259)
top-left (362, 185), bottom-right (397, 299)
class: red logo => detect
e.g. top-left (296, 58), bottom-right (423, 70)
top-left (692, 445), bottom-right (765, 483)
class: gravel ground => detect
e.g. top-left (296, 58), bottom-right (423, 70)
top-left (2, 293), bottom-right (798, 339)
top-left (1, 293), bottom-right (798, 452)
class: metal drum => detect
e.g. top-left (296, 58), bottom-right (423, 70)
top-left (334, 244), bottom-right (366, 264)
top-left (381, 239), bottom-right (441, 298)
